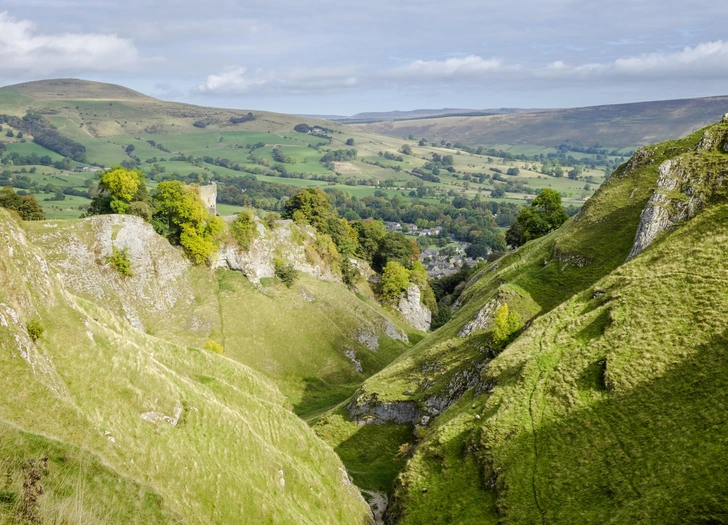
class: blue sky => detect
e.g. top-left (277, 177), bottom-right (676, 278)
top-left (1, 0), bottom-right (727, 115)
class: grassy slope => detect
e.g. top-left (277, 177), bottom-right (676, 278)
top-left (22, 216), bottom-right (417, 421)
top-left (350, 122), bottom-right (728, 523)
top-left (0, 209), bottom-right (373, 524)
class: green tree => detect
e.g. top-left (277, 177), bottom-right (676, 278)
top-left (490, 304), bottom-right (523, 347)
top-left (86, 167), bottom-right (147, 216)
top-left (230, 211), bottom-right (256, 250)
top-left (0, 186), bottom-right (44, 220)
top-left (400, 144), bottom-right (413, 155)
top-left (351, 219), bottom-right (386, 263)
top-left (380, 261), bottom-right (410, 305)
top-left (372, 232), bottom-right (416, 273)
top-left (26, 319), bottom-right (44, 342)
top-left (151, 181), bottom-right (223, 264)
top-left (513, 188), bottom-right (568, 246)
top-left (346, 138), bottom-right (355, 146)
top-left (284, 188), bottom-right (336, 232)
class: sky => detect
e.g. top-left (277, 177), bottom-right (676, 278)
top-left (1, 1), bottom-right (727, 115)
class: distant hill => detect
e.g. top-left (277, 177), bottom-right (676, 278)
top-left (6, 78), bottom-right (153, 101)
top-left (324, 107), bottom-right (546, 123)
top-left (357, 95), bottom-right (728, 148)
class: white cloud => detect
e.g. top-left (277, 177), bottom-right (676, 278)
top-left (388, 55), bottom-right (520, 81)
top-left (195, 65), bottom-right (359, 96)
top-left (0, 11), bottom-right (142, 74)
top-left (542, 40), bottom-right (728, 79)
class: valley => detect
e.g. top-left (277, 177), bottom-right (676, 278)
top-left (1, 79), bottom-right (727, 524)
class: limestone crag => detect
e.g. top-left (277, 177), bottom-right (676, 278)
top-left (346, 392), bottom-right (420, 425)
top-left (214, 218), bottom-right (339, 284)
top-left (397, 284), bottom-right (431, 332)
top-left (458, 299), bottom-right (500, 338)
top-left (27, 215), bottom-right (192, 331)
top-left (627, 125), bottom-right (728, 260)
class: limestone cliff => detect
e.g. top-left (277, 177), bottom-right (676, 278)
top-left (214, 217), bottom-right (339, 284)
top-left (627, 120), bottom-right (728, 260)
top-left (396, 284), bottom-right (431, 332)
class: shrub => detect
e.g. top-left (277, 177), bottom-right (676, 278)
top-left (230, 212), bottom-right (256, 250)
top-left (264, 212), bottom-right (281, 229)
top-left (380, 261), bottom-right (410, 305)
top-left (106, 246), bottom-right (133, 277)
top-left (490, 304), bottom-right (523, 347)
top-left (26, 319), bottom-right (44, 342)
top-left (274, 258), bottom-right (299, 287)
top-left (204, 340), bottom-right (224, 354)
top-left (340, 257), bottom-right (360, 287)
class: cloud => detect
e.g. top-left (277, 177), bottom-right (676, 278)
top-left (387, 55), bottom-right (520, 81)
top-left (0, 11), bottom-right (142, 74)
top-left (195, 40), bottom-right (728, 101)
top-left (542, 40), bottom-right (728, 79)
top-left (195, 65), bottom-right (359, 96)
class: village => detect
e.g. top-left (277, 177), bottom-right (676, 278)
top-left (383, 220), bottom-right (480, 278)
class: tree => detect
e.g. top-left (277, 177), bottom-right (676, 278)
top-left (86, 167), bottom-right (146, 215)
top-left (284, 188), bottom-right (336, 231)
top-left (126, 144), bottom-right (135, 154)
top-left (351, 219), bottom-right (386, 262)
top-left (0, 186), bottom-right (44, 220)
top-left (513, 188), bottom-right (568, 245)
top-left (345, 138), bottom-right (355, 146)
top-left (151, 181), bottom-right (223, 264)
top-left (380, 261), bottom-right (410, 305)
top-left (400, 144), bottom-right (413, 155)
top-left (373, 232), bottom-right (416, 273)
top-left (490, 304), bottom-right (522, 347)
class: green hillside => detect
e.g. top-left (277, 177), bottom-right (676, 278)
top-left (3, 79), bottom-right (728, 524)
top-left (0, 208), bottom-right (375, 524)
top-left (0, 79), bottom-right (612, 219)
top-left (343, 118), bottom-right (728, 523)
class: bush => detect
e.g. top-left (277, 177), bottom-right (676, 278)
top-left (204, 340), bottom-right (224, 354)
top-left (340, 257), bottom-right (360, 287)
top-left (490, 304), bottom-right (523, 347)
top-left (264, 212), bottom-right (281, 229)
top-left (105, 246), bottom-right (133, 277)
top-left (274, 258), bottom-right (299, 287)
top-left (26, 319), bottom-right (44, 342)
top-left (380, 261), bottom-right (410, 305)
top-left (230, 212), bottom-right (256, 250)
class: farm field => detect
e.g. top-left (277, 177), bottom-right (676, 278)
top-left (0, 80), bottom-right (625, 222)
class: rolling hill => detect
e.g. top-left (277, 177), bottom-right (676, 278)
top-left (357, 95), bottom-right (728, 149)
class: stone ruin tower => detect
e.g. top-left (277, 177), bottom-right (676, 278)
top-left (197, 182), bottom-right (217, 215)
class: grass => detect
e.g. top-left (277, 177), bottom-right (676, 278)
top-left (0, 208), bottom-right (373, 524)
top-left (362, 120), bottom-right (728, 523)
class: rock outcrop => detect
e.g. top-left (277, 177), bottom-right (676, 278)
top-left (397, 284), bottom-right (431, 332)
top-left (27, 215), bottom-right (192, 331)
top-left (214, 218), bottom-right (339, 284)
top-left (458, 299), bottom-right (500, 338)
top-left (627, 124), bottom-right (728, 261)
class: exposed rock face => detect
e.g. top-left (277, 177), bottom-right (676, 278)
top-left (397, 285), bottom-right (431, 332)
top-left (383, 320), bottom-right (408, 342)
top-left (458, 299), bottom-right (499, 337)
top-left (347, 393), bottom-right (420, 425)
top-left (214, 219), bottom-right (338, 284)
top-left (627, 126), bottom-right (728, 261)
top-left (27, 215), bottom-right (191, 331)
